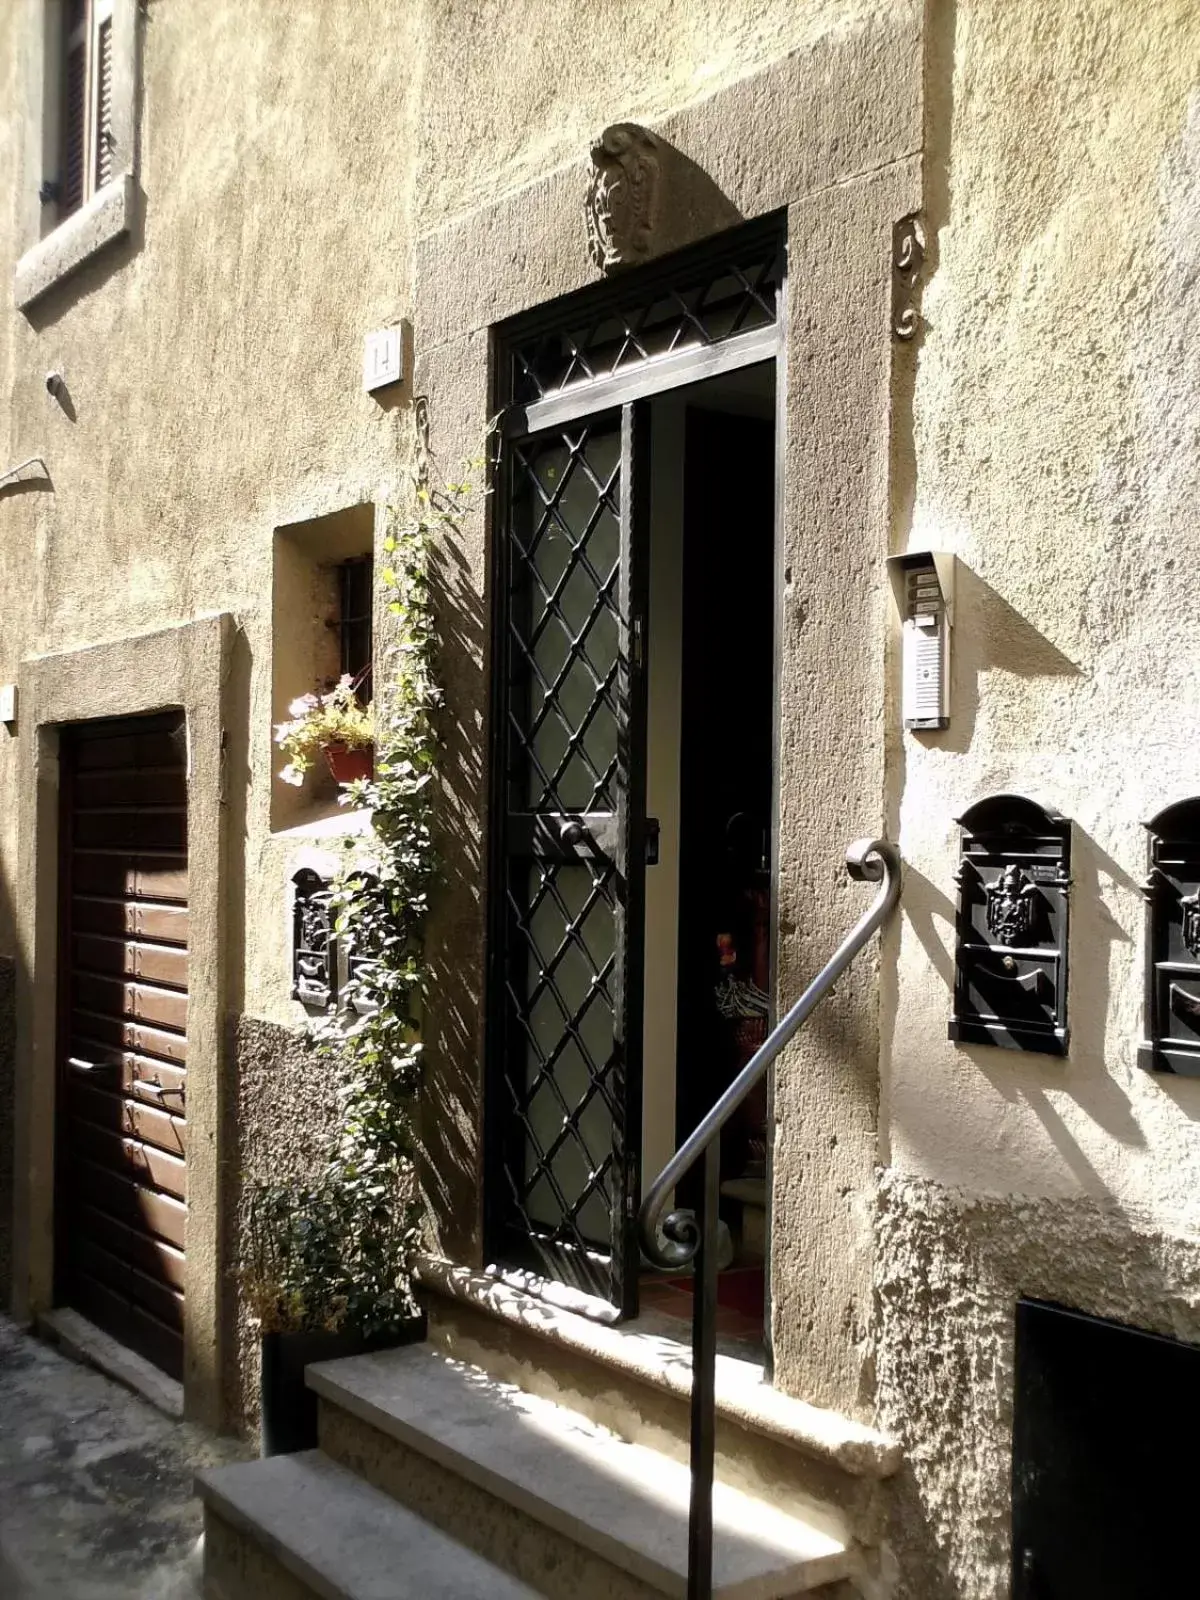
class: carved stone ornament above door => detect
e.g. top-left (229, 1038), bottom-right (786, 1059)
top-left (583, 123), bottom-right (742, 276)
top-left (585, 124), bottom-right (662, 272)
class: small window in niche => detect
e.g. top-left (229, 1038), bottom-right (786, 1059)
top-left (334, 556), bottom-right (373, 702)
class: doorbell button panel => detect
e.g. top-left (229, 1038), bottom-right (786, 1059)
top-left (887, 550), bottom-right (955, 731)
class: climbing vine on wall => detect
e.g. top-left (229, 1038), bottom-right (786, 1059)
top-left (244, 407), bottom-right (487, 1339)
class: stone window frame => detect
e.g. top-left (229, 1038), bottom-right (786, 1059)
top-left (14, 0), bottom-right (139, 311)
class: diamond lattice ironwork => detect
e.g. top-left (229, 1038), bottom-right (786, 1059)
top-left (508, 231), bottom-right (783, 406)
top-left (497, 410), bottom-right (630, 1263)
top-left (507, 424), bottom-right (622, 814)
top-left (504, 857), bottom-right (619, 1252)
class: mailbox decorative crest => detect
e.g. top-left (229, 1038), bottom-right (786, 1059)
top-left (1180, 888), bottom-right (1200, 962)
top-left (986, 864), bottom-right (1040, 947)
top-left (1139, 799), bottom-right (1200, 1076)
top-left (950, 795), bottom-right (1071, 1056)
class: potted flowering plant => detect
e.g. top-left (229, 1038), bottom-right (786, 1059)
top-left (242, 1180), bottom-right (422, 1456)
top-left (275, 676), bottom-right (375, 788)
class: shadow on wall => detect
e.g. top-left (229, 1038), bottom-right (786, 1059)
top-left (914, 564), bottom-right (1083, 759)
top-left (899, 842), bottom-right (1145, 1197)
top-left (0, 849), bottom-right (17, 1314)
top-left (21, 182), bottom-right (149, 335)
top-left (420, 520), bottom-right (488, 1263)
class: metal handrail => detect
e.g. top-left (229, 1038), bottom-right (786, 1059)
top-left (636, 836), bottom-right (902, 1599)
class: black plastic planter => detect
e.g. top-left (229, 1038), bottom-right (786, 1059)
top-left (259, 1317), bottom-right (424, 1457)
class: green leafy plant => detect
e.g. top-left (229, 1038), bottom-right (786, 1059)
top-left (274, 677), bottom-right (375, 787)
top-left (244, 408), bottom-right (487, 1343)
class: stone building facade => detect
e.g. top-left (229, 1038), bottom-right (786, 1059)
top-left (1, 2), bottom-right (1198, 1596)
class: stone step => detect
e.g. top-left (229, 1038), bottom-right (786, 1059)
top-left (308, 1344), bottom-right (857, 1599)
top-left (198, 1449), bottom-right (541, 1600)
top-left (417, 1256), bottom-right (897, 1546)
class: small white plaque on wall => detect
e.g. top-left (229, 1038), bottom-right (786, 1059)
top-left (0, 684), bottom-right (16, 726)
top-left (363, 326), bottom-right (403, 393)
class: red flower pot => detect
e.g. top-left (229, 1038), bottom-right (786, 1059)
top-left (323, 742), bottom-right (374, 785)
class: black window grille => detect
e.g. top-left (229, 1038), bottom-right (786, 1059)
top-left (337, 556), bottom-right (373, 701)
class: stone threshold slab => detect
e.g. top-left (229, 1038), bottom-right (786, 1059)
top-left (199, 1450), bottom-right (541, 1600)
top-left (38, 1307), bottom-right (184, 1421)
top-left (415, 1255), bottom-right (902, 1479)
top-left (308, 1345), bottom-right (853, 1598)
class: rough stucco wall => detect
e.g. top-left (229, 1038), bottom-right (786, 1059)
top-left (890, 0), bottom-right (1200, 1213)
top-left (2, 1), bottom-right (426, 1033)
top-left (224, 1017), bottom-right (340, 1436)
top-left (874, 1173), bottom-right (1200, 1600)
top-left (414, 0), bottom-right (886, 225)
top-left (876, 5), bottom-right (1200, 1594)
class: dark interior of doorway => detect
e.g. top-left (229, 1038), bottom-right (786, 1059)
top-left (641, 363), bottom-right (776, 1352)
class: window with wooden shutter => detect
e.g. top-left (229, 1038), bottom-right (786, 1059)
top-left (58, 0), bottom-right (115, 222)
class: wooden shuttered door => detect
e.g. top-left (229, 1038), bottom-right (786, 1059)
top-left (57, 713), bottom-right (189, 1380)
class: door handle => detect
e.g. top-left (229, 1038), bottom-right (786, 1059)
top-left (646, 818), bottom-right (660, 866)
top-left (67, 1056), bottom-right (120, 1073)
top-left (558, 819), bottom-right (586, 847)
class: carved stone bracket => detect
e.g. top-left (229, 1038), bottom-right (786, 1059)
top-left (892, 214), bottom-right (925, 341)
top-left (583, 123), bottom-right (740, 276)
top-left (586, 124), bottom-right (662, 273)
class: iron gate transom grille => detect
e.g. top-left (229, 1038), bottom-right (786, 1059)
top-left (506, 220), bottom-right (784, 405)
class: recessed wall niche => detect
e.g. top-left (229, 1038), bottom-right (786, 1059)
top-left (948, 794), bottom-right (1071, 1056)
top-left (1139, 798), bottom-right (1200, 1076)
top-left (271, 502), bottom-right (376, 830)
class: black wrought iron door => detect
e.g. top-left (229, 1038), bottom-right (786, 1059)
top-left (489, 404), bottom-right (648, 1314)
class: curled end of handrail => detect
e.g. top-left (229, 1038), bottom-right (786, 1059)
top-left (642, 1206), bottom-right (701, 1272)
top-left (845, 836), bottom-right (899, 883)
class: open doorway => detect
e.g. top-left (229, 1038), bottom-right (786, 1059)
top-left (640, 361), bottom-right (776, 1351)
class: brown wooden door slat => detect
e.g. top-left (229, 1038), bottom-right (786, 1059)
top-left (72, 1016), bottom-right (188, 1067)
top-left (80, 1205), bottom-right (186, 1292)
top-left (69, 1081), bottom-right (186, 1157)
top-left (72, 1159), bottom-right (188, 1250)
top-left (73, 770), bottom-right (188, 808)
top-left (72, 897), bottom-right (190, 942)
top-left (70, 853), bottom-right (188, 901)
top-left (57, 712), bottom-right (189, 1381)
top-left (72, 933), bottom-right (190, 988)
top-left (72, 973), bottom-right (188, 1031)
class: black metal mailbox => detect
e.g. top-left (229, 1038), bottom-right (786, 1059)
top-left (949, 795), bottom-right (1070, 1056)
top-left (291, 867), bottom-right (336, 1009)
top-left (1139, 798), bottom-right (1200, 1076)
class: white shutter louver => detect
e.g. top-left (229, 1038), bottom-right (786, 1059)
top-left (61, 36), bottom-right (87, 216)
top-left (94, 16), bottom-right (114, 190)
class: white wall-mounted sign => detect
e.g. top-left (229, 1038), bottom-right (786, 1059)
top-left (363, 326), bottom-right (403, 393)
top-left (0, 684), bottom-right (17, 726)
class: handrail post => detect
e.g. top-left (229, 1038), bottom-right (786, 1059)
top-left (637, 838), bottom-right (902, 1600)
top-left (687, 1140), bottom-right (720, 1599)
